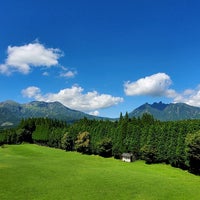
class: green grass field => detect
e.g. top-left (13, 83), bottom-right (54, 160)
top-left (0, 144), bottom-right (200, 200)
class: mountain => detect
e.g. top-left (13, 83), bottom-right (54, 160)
top-left (0, 100), bottom-right (106, 128)
top-left (1, 100), bottom-right (200, 128)
top-left (129, 101), bottom-right (200, 121)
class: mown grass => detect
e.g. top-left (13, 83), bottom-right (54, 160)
top-left (0, 144), bottom-right (200, 200)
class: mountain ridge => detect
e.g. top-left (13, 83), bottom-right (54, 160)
top-left (129, 101), bottom-right (200, 121)
top-left (1, 100), bottom-right (200, 128)
top-left (0, 100), bottom-right (106, 128)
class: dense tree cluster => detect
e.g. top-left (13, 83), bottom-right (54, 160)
top-left (186, 131), bottom-right (200, 174)
top-left (0, 114), bottom-right (200, 175)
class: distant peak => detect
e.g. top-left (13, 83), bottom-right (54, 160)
top-left (4, 100), bottom-right (18, 104)
top-left (151, 101), bottom-right (168, 111)
top-left (1, 100), bottom-right (19, 106)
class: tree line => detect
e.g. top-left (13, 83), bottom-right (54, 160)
top-left (0, 114), bottom-right (200, 175)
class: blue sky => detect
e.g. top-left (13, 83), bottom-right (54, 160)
top-left (1, 0), bottom-right (200, 118)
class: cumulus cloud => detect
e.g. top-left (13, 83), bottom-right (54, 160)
top-left (88, 110), bottom-right (100, 116)
top-left (0, 42), bottom-right (63, 75)
top-left (124, 73), bottom-right (177, 97)
top-left (0, 64), bottom-right (8, 74)
top-left (21, 86), bottom-right (41, 98)
top-left (42, 71), bottom-right (49, 76)
top-left (60, 70), bottom-right (77, 78)
top-left (124, 72), bottom-right (200, 108)
top-left (21, 85), bottom-right (123, 112)
top-left (173, 85), bottom-right (200, 107)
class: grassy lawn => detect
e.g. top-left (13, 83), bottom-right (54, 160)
top-left (0, 144), bottom-right (200, 200)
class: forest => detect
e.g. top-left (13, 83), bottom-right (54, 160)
top-left (0, 113), bottom-right (200, 175)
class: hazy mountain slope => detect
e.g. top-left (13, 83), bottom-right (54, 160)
top-left (0, 100), bottom-right (105, 128)
top-left (1, 100), bottom-right (200, 128)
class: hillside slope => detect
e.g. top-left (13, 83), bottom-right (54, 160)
top-left (1, 100), bottom-right (200, 128)
top-left (0, 100), bottom-right (104, 127)
top-left (129, 101), bottom-right (200, 121)
top-left (1, 144), bottom-right (200, 200)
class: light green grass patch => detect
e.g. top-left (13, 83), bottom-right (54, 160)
top-left (0, 144), bottom-right (200, 200)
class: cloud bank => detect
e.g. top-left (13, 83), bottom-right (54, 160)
top-left (173, 85), bottom-right (200, 107)
top-left (124, 72), bottom-right (200, 108)
top-left (22, 85), bottom-right (123, 114)
top-left (0, 42), bottom-right (63, 75)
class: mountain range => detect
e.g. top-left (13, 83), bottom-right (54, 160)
top-left (1, 100), bottom-right (200, 128)
top-left (0, 100), bottom-right (105, 128)
top-left (129, 101), bottom-right (200, 121)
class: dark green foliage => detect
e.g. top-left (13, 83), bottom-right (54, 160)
top-left (141, 145), bottom-right (158, 164)
top-left (16, 128), bottom-right (33, 143)
top-left (30, 118), bottom-right (67, 146)
top-left (47, 128), bottom-right (65, 148)
top-left (186, 131), bottom-right (200, 175)
top-left (0, 131), bottom-right (6, 145)
top-left (0, 129), bottom-right (17, 144)
top-left (97, 138), bottom-right (112, 157)
top-left (32, 124), bottom-right (50, 144)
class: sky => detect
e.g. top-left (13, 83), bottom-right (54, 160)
top-left (1, 0), bottom-right (200, 118)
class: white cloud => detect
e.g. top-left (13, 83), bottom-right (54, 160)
top-left (42, 71), bottom-right (49, 76)
top-left (124, 72), bottom-right (200, 108)
top-left (21, 85), bottom-right (123, 112)
top-left (21, 86), bottom-right (41, 98)
top-left (0, 42), bottom-right (63, 75)
top-left (60, 70), bottom-right (77, 78)
top-left (0, 64), bottom-right (8, 74)
top-left (165, 89), bottom-right (178, 98)
top-left (173, 85), bottom-right (200, 107)
top-left (124, 73), bottom-right (176, 97)
top-left (88, 110), bottom-right (100, 116)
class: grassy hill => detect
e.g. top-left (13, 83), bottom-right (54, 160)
top-left (0, 144), bottom-right (200, 200)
